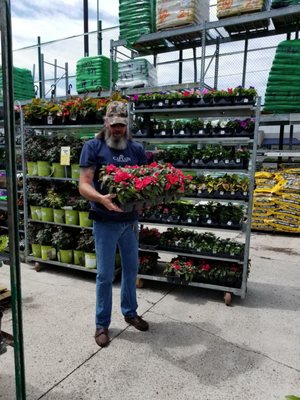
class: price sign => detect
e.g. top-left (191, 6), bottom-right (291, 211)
top-left (60, 146), bottom-right (71, 165)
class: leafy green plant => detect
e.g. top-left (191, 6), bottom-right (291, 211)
top-left (191, 118), bottom-right (204, 131)
top-left (233, 86), bottom-right (257, 97)
top-left (45, 189), bottom-right (65, 209)
top-left (52, 227), bottom-right (74, 250)
top-left (35, 225), bottom-right (54, 246)
top-left (0, 235), bottom-right (8, 252)
top-left (76, 229), bottom-right (95, 253)
top-left (75, 198), bottom-right (90, 211)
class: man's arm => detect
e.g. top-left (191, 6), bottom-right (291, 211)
top-left (79, 167), bottom-right (123, 212)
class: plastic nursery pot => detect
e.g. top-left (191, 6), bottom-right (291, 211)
top-left (64, 209), bottom-right (79, 225)
top-left (84, 252), bottom-right (97, 269)
top-left (41, 245), bottom-right (56, 261)
top-left (31, 243), bottom-right (41, 258)
top-left (52, 163), bottom-right (66, 178)
top-left (53, 209), bottom-right (65, 223)
top-left (58, 249), bottom-right (73, 264)
top-left (30, 205), bottom-right (41, 221)
top-left (71, 164), bottom-right (80, 179)
top-left (79, 211), bottom-right (92, 227)
top-left (27, 161), bottom-right (38, 176)
top-left (37, 161), bottom-right (51, 177)
top-left (41, 207), bottom-right (54, 222)
top-left (73, 250), bottom-right (84, 266)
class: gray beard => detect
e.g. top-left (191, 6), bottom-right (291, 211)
top-left (105, 133), bottom-right (128, 150)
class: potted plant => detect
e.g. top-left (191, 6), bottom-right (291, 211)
top-left (76, 229), bottom-right (96, 269)
top-left (23, 98), bottom-right (49, 125)
top-left (212, 88), bottom-right (235, 106)
top-left (201, 89), bottom-right (213, 106)
top-left (173, 119), bottom-right (185, 136)
top-left (75, 198), bottom-right (92, 227)
top-left (236, 118), bottom-right (255, 137)
top-left (138, 251), bottom-right (159, 274)
top-left (139, 227), bottom-right (161, 249)
top-left (163, 257), bottom-right (196, 282)
top-left (28, 224), bottom-right (41, 258)
top-left (190, 118), bottom-right (204, 136)
top-left (233, 86), bottom-right (257, 105)
top-left (45, 189), bottom-right (65, 223)
top-left (69, 137), bottom-right (85, 179)
top-left (35, 225), bottom-right (56, 261)
top-left (52, 227), bottom-right (74, 264)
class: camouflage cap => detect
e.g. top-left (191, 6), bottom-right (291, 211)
top-left (105, 101), bottom-right (128, 126)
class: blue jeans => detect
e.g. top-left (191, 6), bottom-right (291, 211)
top-left (93, 220), bottom-right (139, 329)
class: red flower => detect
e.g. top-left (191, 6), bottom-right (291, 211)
top-left (114, 170), bottom-right (132, 183)
top-left (201, 263), bottom-right (211, 272)
top-left (106, 165), bottom-right (118, 174)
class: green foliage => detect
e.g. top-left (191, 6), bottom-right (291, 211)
top-left (45, 189), bottom-right (65, 209)
top-left (0, 235), bottom-right (9, 252)
top-left (52, 227), bottom-right (74, 250)
top-left (35, 225), bottom-right (54, 246)
top-left (76, 229), bottom-right (95, 252)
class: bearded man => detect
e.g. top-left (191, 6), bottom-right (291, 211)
top-left (79, 101), bottom-right (149, 348)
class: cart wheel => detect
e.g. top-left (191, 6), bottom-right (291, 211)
top-left (224, 292), bottom-right (232, 306)
top-left (34, 262), bottom-right (42, 272)
top-left (136, 278), bottom-right (144, 288)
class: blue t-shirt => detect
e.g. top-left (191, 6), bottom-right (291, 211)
top-left (79, 138), bottom-right (147, 222)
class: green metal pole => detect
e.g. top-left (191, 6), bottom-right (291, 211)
top-left (0, 0), bottom-right (26, 398)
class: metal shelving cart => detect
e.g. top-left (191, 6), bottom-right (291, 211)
top-left (133, 100), bottom-right (261, 304)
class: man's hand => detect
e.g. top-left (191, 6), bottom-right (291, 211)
top-left (100, 194), bottom-right (123, 212)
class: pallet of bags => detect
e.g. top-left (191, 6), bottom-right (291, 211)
top-left (271, 0), bottom-right (300, 28)
top-left (264, 40), bottom-right (300, 113)
top-left (0, 66), bottom-right (34, 101)
top-left (266, 168), bottom-right (300, 233)
top-left (76, 55), bottom-right (118, 94)
top-left (252, 171), bottom-right (277, 231)
top-left (119, 0), bottom-right (156, 47)
top-left (217, 0), bottom-right (271, 34)
top-left (117, 59), bottom-right (158, 89)
top-left (156, 0), bottom-right (209, 31)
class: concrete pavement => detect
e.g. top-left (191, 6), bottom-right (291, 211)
top-left (0, 232), bottom-right (299, 400)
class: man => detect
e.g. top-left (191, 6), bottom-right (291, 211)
top-left (79, 100), bottom-right (149, 348)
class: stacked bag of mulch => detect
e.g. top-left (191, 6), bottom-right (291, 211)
top-left (252, 168), bottom-right (300, 233)
top-left (217, 0), bottom-right (271, 34)
top-left (117, 59), bottom-right (157, 89)
top-left (217, 0), bottom-right (270, 18)
top-left (264, 40), bottom-right (300, 113)
top-left (119, 0), bottom-right (156, 46)
top-left (76, 56), bottom-right (118, 94)
top-left (156, 0), bottom-right (209, 31)
top-left (0, 66), bottom-right (34, 101)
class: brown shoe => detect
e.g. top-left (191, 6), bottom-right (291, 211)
top-left (95, 328), bottom-right (109, 347)
top-left (124, 315), bottom-right (149, 331)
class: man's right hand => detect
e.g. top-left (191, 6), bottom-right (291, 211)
top-left (100, 194), bottom-right (123, 212)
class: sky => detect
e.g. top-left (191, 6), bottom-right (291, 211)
top-left (11, 0), bottom-right (119, 48)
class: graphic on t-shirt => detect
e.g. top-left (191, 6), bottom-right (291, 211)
top-left (113, 155), bottom-right (131, 163)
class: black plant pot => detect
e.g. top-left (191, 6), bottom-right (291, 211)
top-left (213, 96), bottom-right (234, 106)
